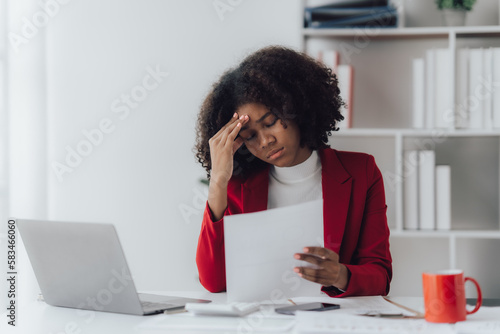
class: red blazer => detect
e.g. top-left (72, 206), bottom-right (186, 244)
top-left (196, 148), bottom-right (392, 297)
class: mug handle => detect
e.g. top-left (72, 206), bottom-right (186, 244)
top-left (465, 277), bottom-right (482, 315)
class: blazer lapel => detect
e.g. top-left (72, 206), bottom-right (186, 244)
top-left (241, 166), bottom-right (270, 213)
top-left (319, 149), bottom-right (352, 253)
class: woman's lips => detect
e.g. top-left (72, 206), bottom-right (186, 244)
top-left (267, 147), bottom-right (284, 160)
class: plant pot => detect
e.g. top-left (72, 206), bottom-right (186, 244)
top-left (441, 9), bottom-right (467, 26)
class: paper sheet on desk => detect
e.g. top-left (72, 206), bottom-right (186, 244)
top-left (137, 308), bottom-right (295, 332)
top-left (293, 295), bottom-right (417, 316)
top-left (295, 311), bottom-right (454, 334)
top-left (224, 199), bottom-right (324, 302)
top-left (293, 296), bottom-right (449, 334)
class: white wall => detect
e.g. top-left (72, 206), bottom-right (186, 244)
top-left (6, 0), bottom-right (50, 307)
top-left (43, 0), bottom-right (302, 292)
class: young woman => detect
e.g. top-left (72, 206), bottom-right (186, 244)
top-left (194, 46), bottom-right (392, 297)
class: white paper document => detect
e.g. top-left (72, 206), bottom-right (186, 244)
top-left (224, 199), bottom-right (324, 302)
top-left (292, 295), bottom-right (415, 317)
top-left (295, 311), bottom-right (453, 334)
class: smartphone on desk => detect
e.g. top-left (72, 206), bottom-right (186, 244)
top-left (275, 302), bottom-right (340, 315)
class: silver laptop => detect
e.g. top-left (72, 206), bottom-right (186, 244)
top-left (16, 219), bottom-right (210, 315)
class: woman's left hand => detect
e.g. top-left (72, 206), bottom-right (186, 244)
top-left (293, 247), bottom-right (349, 291)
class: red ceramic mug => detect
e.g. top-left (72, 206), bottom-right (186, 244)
top-left (422, 270), bottom-right (482, 323)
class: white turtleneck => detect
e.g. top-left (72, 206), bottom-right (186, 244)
top-left (267, 150), bottom-right (323, 209)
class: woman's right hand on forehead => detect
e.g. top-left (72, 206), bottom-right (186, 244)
top-left (208, 113), bottom-right (248, 188)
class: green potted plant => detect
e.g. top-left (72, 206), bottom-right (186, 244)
top-left (435, 0), bottom-right (477, 26)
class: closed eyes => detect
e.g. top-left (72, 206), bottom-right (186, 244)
top-left (242, 117), bottom-right (279, 141)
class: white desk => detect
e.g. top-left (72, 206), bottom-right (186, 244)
top-left (2, 292), bottom-right (499, 334)
top-left (3, 291), bottom-right (219, 334)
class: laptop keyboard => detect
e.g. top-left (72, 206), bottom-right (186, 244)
top-left (141, 301), bottom-right (177, 314)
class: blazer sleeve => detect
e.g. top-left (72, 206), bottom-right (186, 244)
top-left (195, 202), bottom-right (228, 293)
top-left (323, 155), bottom-right (392, 297)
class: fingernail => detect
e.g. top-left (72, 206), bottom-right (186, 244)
top-left (304, 247), bottom-right (309, 253)
top-left (293, 267), bottom-right (300, 273)
top-left (233, 113), bottom-right (237, 118)
top-left (239, 115), bottom-right (244, 120)
top-left (294, 254), bottom-right (300, 259)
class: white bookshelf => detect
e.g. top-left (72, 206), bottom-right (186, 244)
top-left (302, 2), bottom-right (500, 297)
top-left (303, 25), bottom-right (500, 38)
top-left (334, 128), bottom-right (500, 136)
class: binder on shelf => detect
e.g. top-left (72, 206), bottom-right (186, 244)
top-left (306, 0), bottom-right (389, 9)
top-left (318, 50), bottom-right (340, 73)
top-left (493, 48), bottom-right (500, 129)
top-left (483, 48), bottom-right (493, 130)
top-left (403, 150), bottom-right (419, 230)
top-left (337, 64), bottom-right (353, 129)
top-left (412, 58), bottom-right (425, 129)
top-left (436, 165), bottom-right (451, 231)
top-left (425, 49), bottom-right (435, 129)
top-left (418, 150), bottom-right (435, 230)
top-left (305, 5), bottom-right (391, 22)
top-left (455, 48), bottom-right (469, 129)
top-left (434, 48), bottom-right (454, 129)
top-left (468, 48), bottom-right (484, 129)
top-left (304, 1), bottom-right (397, 29)
top-left (307, 9), bottom-right (398, 28)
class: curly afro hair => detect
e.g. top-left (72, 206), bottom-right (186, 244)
top-left (195, 45), bottom-right (345, 179)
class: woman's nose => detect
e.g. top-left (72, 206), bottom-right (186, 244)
top-left (259, 131), bottom-right (275, 149)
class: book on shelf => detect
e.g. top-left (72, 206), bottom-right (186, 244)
top-left (468, 48), bottom-right (484, 129)
top-left (425, 49), bottom-right (435, 129)
top-left (307, 0), bottom-right (389, 8)
top-left (434, 48), bottom-right (454, 129)
top-left (304, 0), bottom-right (398, 28)
top-left (493, 48), bottom-right (500, 129)
top-left (436, 165), bottom-right (451, 231)
top-left (403, 150), bottom-right (419, 230)
top-left (418, 48), bottom-right (455, 129)
top-left (483, 48), bottom-right (493, 130)
top-left (454, 47), bottom-right (500, 130)
top-left (305, 5), bottom-right (391, 22)
top-left (307, 9), bottom-right (398, 28)
top-left (336, 64), bottom-right (353, 129)
top-left (403, 151), bottom-right (452, 231)
top-left (418, 150), bottom-right (435, 230)
top-left (456, 48), bottom-right (470, 129)
top-left (412, 58), bottom-right (425, 129)
top-left (413, 46), bottom-right (500, 130)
